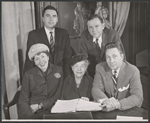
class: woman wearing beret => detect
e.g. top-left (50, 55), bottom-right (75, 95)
top-left (18, 43), bottom-right (63, 119)
top-left (61, 53), bottom-right (93, 101)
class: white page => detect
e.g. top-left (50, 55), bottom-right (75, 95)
top-left (76, 99), bottom-right (103, 111)
top-left (51, 99), bottom-right (79, 113)
top-left (116, 115), bottom-right (143, 121)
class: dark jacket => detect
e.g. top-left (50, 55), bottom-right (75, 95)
top-left (24, 27), bottom-right (74, 78)
top-left (61, 73), bottom-right (93, 101)
top-left (18, 63), bottom-right (63, 119)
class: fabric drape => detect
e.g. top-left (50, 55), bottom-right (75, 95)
top-left (2, 2), bottom-right (35, 119)
top-left (109, 2), bottom-right (130, 36)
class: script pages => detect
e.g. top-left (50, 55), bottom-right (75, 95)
top-left (51, 98), bottom-right (102, 113)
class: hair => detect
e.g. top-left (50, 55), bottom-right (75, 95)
top-left (87, 14), bottom-right (103, 24)
top-left (105, 42), bottom-right (124, 54)
top-left (42, 5), bottom-right (58, 17)
top-left (84, 59), bottom-right (90, 66)
top-left (32, 51), bottom-right (49, 61)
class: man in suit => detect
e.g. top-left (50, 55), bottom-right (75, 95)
top-left (80, 14), bottom-right (125, 78)
top-left (92, 42), bottom-right (143, 112)
top-left (23, 5), bottom-right (74, 78)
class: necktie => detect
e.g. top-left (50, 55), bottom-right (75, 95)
top-left (50, 32), bottom-right (54, 54)
top-left (112, 70), bottom-right (117, 93)
top-left (95, 38), bottom-right (101, 53)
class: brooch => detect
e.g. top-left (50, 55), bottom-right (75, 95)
top-left (54, 73), bottom-right (61, 79)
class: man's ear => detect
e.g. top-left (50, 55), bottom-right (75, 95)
top-left (121, 53), bottom-right (124, 60)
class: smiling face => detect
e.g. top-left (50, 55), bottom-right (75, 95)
top-left (42, 9), bottom-right (58, 30)
top-left (87, 17), bottom-right (105, 38)
top-left (71, 60), bottom-right (88, 78)
top-left (34, 52), bottom-right (49, 72)
top-left (106, 48), bottom-right (124, 70)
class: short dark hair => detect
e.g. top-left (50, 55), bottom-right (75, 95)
top-left (87, 14), bottom-right (103, 24)
top-left (105, 42), bottom-right (124, 54)
top-left (42, 5), bottom-right (58, 17)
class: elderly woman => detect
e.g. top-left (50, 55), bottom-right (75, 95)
top-left (61, 53), bottom-right (93, 101)
top-left (18, 44), bottom-right (63, 119)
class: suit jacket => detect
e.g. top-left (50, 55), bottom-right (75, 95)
top-left (92, 61), bottom-right (143, 110)
top-left (61, 73), bottom-right (93, 100)
top-left (80, 28), bottom-right (125, 78)
top-left (24, 27), bottom-right (74, 78)
top-left (18, 63), bottom-right (63, 119)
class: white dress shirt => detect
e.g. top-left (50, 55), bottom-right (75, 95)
top-left (93, 36), bottom-right (102, 48)
top-left (112, 68), bottom-right (120, 78)
top-left (44, 26), bottom-right (55, 43)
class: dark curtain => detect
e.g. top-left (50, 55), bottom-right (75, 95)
top-left (121, 2), bottom-right (148, 64)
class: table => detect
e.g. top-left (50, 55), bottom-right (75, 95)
top-left (92, 107), bottom-right (148, 119)
top-left (26, 107), bottom-right (148, 120)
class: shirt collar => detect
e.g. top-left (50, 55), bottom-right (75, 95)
top-left (112, 68), bottom-right (120, 77)
top-left (93, 36), bottom-right (102, 43)
top-left (44, 26), bottom-right (55, 36)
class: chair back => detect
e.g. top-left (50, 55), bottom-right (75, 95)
top-left (3, 87), bottom-right (21, 119)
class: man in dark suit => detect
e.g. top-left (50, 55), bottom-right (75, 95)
top-left (92, 42), bottom-right (143, 112)
top-left (23, 5), bottom-right (74, 78)
top-left (80, 14), bottom-right (125, 78)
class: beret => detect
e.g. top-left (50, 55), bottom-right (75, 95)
top-left (69, 53), bottom-right (88, 66)
top-left (28, 43), bottom-right (49, 61)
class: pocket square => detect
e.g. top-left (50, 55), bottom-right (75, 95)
top-left (118, 84), bottom-right (130, 92)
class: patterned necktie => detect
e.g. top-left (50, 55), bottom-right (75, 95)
top-left (95, 38), bottom-right (101, 53)
top-left (50, 32), bottom-right (54, 53)
top-left (112, 70), bottom-right (117, 93)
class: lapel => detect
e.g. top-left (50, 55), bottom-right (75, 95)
top-left (101, 29), bottom-right (107, 58)
top-left (116, 61), bottom-right (126, 89)
top-left (32, 66), bottom-right (44, 78)
top-left (54, 28), bottom-right (60, 63)
top-left (78, 74), bottom-right (89, 91)
top-left (105, 64), bottom-right (115, 97)
top-left (68, 74), bottom-right (79, 94)
top-left (40, 27), bottom-right (50, 46)
top-left (88, 33), bottom-right (101, 58)
top-left (46, 63), bottom-right (54, 76)
top-left (40, 27), bottom-right (53, 62)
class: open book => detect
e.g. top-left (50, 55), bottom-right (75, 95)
top-left (51, 98), bottom-right (103, 113)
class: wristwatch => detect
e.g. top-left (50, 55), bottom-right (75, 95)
top-left (38, 103), bottom-right (43, 110)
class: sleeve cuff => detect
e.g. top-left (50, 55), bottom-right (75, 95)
top-left (98, 98), bottom-right (108, 104)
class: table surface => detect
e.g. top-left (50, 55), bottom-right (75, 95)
top-left (92, 107), bottom-right (148, 119)
top-left (27, 107), bottom-right (148, 120)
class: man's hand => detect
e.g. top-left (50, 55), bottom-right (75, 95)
top-left (106, 97), bottom-right (120, 109)
top-left (102, 104), bottom-right (116, 112)
top-left (101, 97), bottom-right (121, 111)
top-left (81, 97), bottom-right (89, 101)
top-left (30, 104), bottom-right (39, 113)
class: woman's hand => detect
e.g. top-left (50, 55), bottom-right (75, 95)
top-left (30, 104), bottom-right (39, 113)
top-left (81, 97), bottom-right (89, 101)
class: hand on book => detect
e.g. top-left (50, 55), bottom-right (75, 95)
top-left (101, 97), bottom-right (121, 112)
top-left (30, 104), bottom-right (38, 113)
top-left (81, 97), bottom-right (89, 101)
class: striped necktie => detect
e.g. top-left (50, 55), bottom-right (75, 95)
top-left (112, 70), bottom-right (117, 93)
top-left (50, 32), bottom-right (54, 54)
